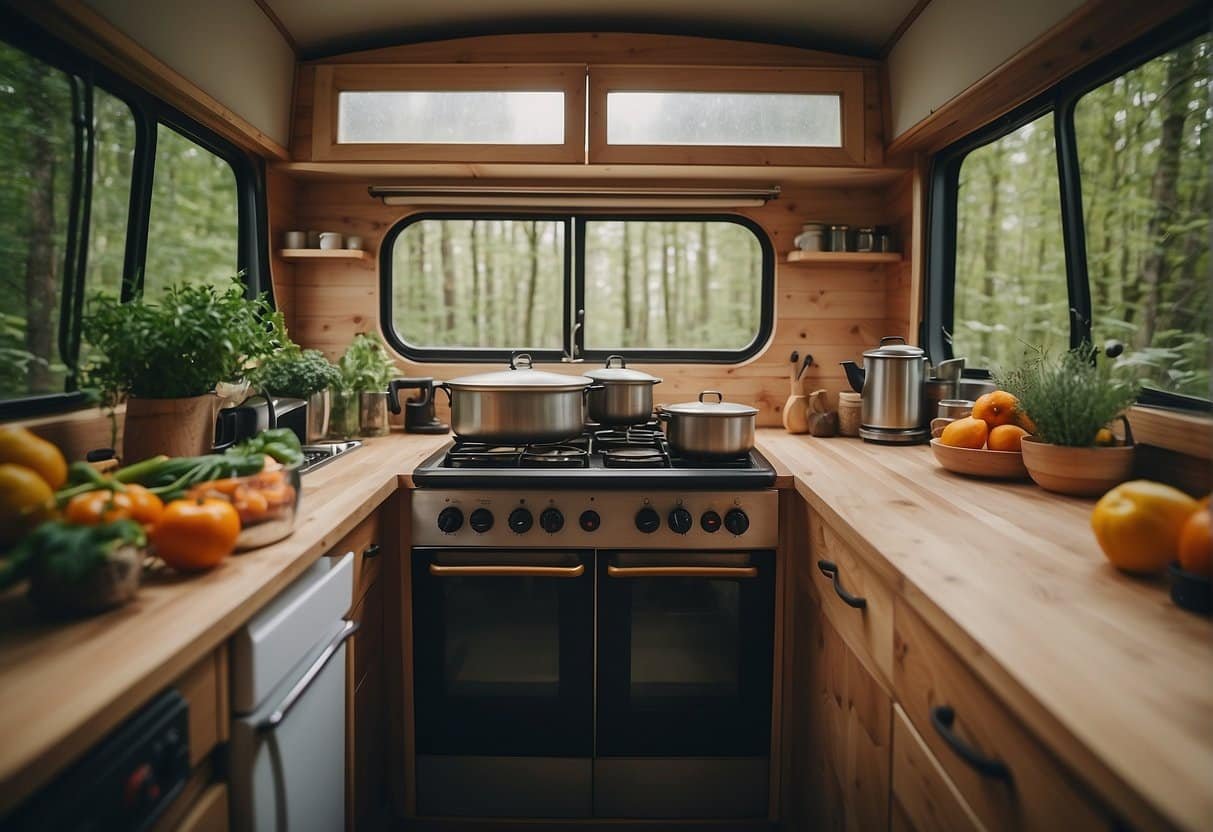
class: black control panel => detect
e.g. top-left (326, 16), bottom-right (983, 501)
top-left (6, 690), bottom-right (189, 832)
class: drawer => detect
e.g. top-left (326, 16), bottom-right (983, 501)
top-left (328, 509), bottom-right (384, 607)
top-left (894, 601), bottom-right (1115, 831)
top-left (349, 578), bottom-right (383, 687)
top-left (175, 783), bottom-right (228, 832)
top-left (174, 648), bottom-right (227, 768)
top-left (892, 704), bottom-right (982, 832)
top-left (807, 508), bottom-right (895, 686)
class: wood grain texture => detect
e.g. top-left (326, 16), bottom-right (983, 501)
top-left (282, 180), bottom-right (912, 426)
top-left (0, 432), bottom-right (449, 814)
top-left (175, 783), bottom-right (229, 832)
top-left (891, 704), bottom-right (985, 832)
top-left (756, 430), bottom-right (1213, 832)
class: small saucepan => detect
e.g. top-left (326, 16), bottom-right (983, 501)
top-left (584, 355), bottom-right (662, 425)
top-left (657, 391), bottom-right (758, 458)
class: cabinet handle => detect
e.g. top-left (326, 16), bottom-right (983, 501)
top-left (930, 705), bottom-right (1012, 781)
top-left (816, 560), bottom-right (867, 609)
top-left (362, 543), bottom-right (381, 558)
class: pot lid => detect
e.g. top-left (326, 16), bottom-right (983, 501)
top-left (864, 336), bottom-right (925, 359)
top-left (583, 355), bottom-right (662, 384)
top-left (446, 353), bottom-right (591, 391)
top-left (660, 390), bottom-right (758, 417)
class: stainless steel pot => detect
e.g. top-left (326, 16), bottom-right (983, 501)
top-left (840, 336), bottom-right (929, 431)
top-left (657, 391), bottom-right (757, 458)
top-left (440, 354), bottom-right (591, 444)
top-left (584, 355), bottom-right (662, 425)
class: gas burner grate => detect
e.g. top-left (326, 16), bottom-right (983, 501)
top-left (446, 444), bottom-right (525, 468)
top-left (520, 444), bottom-right (590, 469)
top-left (600, 446), bottom-right (671, 468)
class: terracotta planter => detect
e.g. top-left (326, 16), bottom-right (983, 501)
top-left (122, 394), bottom-right (218, 463)
top-left (1019, 436), bottom-right (1135, 497)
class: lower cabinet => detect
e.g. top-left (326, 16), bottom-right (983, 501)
top-left (785, 539), bottom-right (892, 831)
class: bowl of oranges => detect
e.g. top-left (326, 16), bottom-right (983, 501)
top-left (930, 391), bottom-right (1032, 480)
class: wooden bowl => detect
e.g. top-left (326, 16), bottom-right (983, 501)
top-left (929, 439), bottom-right (1030, 480)
top-left (1019, 436), bottom-right (1134, 497)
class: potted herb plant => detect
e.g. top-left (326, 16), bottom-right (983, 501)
top-left (82, 279), bottom-right (285, 462)
top-left (996, 344), bottom-right (1140, 497)
top-left (249, 347), bottom-right (341, 442)
top-left (330, 333), bottom-right (398, 438)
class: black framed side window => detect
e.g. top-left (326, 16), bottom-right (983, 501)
top-left (380, 213), bottom-right (774, 363)
top-left (926, 15), bottom-right (1211, 408)
top-left (0, 12), bottom-right (268, 418)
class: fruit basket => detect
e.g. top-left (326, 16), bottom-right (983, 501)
top-left (929, 439), bottom-right (1030, 481)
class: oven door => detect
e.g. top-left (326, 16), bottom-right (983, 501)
top-left (596, 550), bottom-right (775, 757)
top-left (412, 548), bottom-right (594, 757)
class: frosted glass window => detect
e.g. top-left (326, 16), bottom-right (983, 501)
top-left (337, 91), bottom-right (565, 144)
top-left (606, 91), bottom-right (841, 147)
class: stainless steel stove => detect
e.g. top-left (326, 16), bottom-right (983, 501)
top-left (409, 424), bottom-right (778, 820)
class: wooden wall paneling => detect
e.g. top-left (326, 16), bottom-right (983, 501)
top-left (292, 64), bottom-right (315, 161)
top-left (266, 167), bottom-right (299, 332)
top-left (284, 180), bottom-right (914, 426)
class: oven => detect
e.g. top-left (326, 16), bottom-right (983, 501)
top-left (595, 549), bottom-right (775, 818)
top-left (411, 548), bottom-right (595, 817)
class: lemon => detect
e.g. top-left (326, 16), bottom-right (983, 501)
top-left (0, 463), bottom-right (55, 547)
top-left (0, 426), bottom-right (68, 489)
top-left (1091, 480), bottom-right (1197, 574)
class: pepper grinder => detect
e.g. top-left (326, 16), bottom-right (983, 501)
top-left (782, 352), bottom-right (813, 434)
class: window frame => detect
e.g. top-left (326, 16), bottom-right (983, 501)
top-left (925, 12), bottom-right (1211, 410)
top-left (0, 11), bottom-right (271, 419)
top-left (378, 211), bottom-right (775, 364)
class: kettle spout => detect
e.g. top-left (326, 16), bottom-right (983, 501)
top-left (840, 361), bottom-right (865, 393)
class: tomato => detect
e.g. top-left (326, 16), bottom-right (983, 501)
top-left (150, 498), bottom-right (241, 572)
top-left (122, 484), bottom-right (164, 527)
top-left (65, 490), bottom-right (135, 526)
top-left (1091, 480), bottom-right (1198, 574)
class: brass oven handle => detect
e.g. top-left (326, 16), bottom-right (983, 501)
top-left (606, 565), bottom-right (758, 579)
top-left (428, 563), bottom-right (585, 578)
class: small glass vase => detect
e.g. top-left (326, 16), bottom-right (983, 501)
top-left (359, 391), bottom-right (390, 437)
top-left (328, 390), bottom-right (360, 440)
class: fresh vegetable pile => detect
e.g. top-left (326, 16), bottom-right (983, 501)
top-left (0, 425), bottom-right (303, 618)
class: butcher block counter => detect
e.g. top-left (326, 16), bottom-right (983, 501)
top-left (755, 431), bottom-right (1213, 832)
top-left (0, 433), bottom-right (450, 815)
top-left (0, 428), bottom-right (1209, 830)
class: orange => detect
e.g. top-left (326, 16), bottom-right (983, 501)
top-left (971, 391), bottom-right (1020, 428)
top-left (64, 484), bottom-right (164, 528)
top-left (150, 498), bottom-right (241, 572)
top-left (987, 424), bottom-right (1029, 452)
top-left (1090, 481), bottom-right (1197, 574)
top-left (1015, 410), bottom-right (1037, 434)
top-left (0, 425), bottom-right (67, 490)
top-left (1177, 506), bottom-right (1212, 577)
top-left (0, 463), bottom-right (55, 547)
top-left (940, 417), bottom-right (988, 449)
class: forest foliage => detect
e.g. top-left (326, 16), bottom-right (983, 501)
top-left (954, 34), bottom-right (1210, 397)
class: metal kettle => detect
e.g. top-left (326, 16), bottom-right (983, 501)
top-left (840, 336), bottom-right (930, 433)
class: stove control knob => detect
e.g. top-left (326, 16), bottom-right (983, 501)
top-left (437, 507), bottom-right (464, 533)
top-left (700, 510), bottom-right (722, 533)
top-left (724, 508), bottom-right (750, 536)
top-left (635, 507), bottom-right (661, 534)
top-left (579, 510), bottom-right (601, 532)
top-left (508, 507), bottom-right (533, 534)
top-left (469, 508), bottom-right (494, 533)
top-left (668, 507), bottom-right (693, 535)
top-left (539, 507), bottom-right (564, 534)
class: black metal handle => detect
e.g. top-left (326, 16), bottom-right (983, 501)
top-left (930, 705), bottom-right (1012, 781)
top-left (387, 378), bottom-right (433, 414)
top-left (816, 560), bottom-right (867, 609)
top-left (363, 543), bottom-right (381, 559)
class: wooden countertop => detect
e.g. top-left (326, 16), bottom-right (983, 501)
top-left (0, 433), bottom-right (449, 814)
top-left (755, 430), bottom-right (1213, 832)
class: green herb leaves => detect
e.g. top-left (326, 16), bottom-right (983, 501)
top-left (336, 333), bottom-right (397, 393)
top-left (248, 348), bottom-right (340, 400)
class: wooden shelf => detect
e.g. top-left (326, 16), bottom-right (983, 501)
top-left (785, 250), bottom-right (902, 266)
top-left (279, 248), bottom-right (370, 261)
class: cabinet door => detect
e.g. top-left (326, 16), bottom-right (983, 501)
top-left (786, 562), bottom-right (892, 831)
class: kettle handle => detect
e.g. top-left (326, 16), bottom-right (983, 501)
top-left (879, 336), bottom-right (906, 346)
top-left (388, 378), bottom-right (434, 414)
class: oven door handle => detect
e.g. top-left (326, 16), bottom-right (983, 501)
top-left (428, 563), bottom-right (586, 578)
top-left (606, 564), bottom-right (758, 579)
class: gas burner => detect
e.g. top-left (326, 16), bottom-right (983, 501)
top-left (520, 444), bottom-right (590, 469)
top-left (592, 424), bottom-right (664, 450)
top-left (446, 444), bottom-right (525, 468)
top-left (600, 446), bottom-right (670, 468)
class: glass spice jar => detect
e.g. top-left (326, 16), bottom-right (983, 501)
top-left (855, 227), bottom-right (876, 252)
top-left (829, 224), bottom-right (851, 252)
